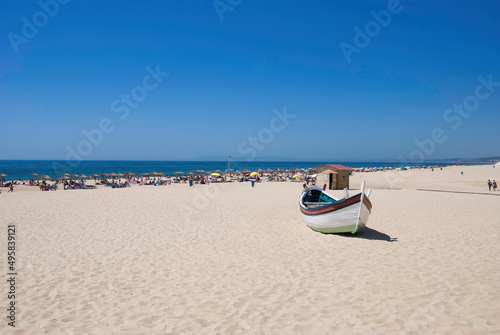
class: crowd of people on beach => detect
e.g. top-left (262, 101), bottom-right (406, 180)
top-left (1, 164), bottom-right (498, 193)
top-left (0, 169), bottom-right (310, 192)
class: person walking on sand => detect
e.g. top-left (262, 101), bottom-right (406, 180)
top-left (493, 180), bottom-right (498, 192)
top-left (488, 179), bottom-right (493, 191)
top-left (7, 184), bottom-right (14, 193)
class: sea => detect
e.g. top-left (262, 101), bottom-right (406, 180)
top-left (0, 159), bottom-right (491, 181)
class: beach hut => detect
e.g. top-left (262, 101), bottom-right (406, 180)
top-left (315, 164), bottom-right (350, 190)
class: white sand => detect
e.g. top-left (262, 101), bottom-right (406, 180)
top-left (1, 165), bottom-right (499, 334)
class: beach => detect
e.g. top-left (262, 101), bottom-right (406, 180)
top-left (1, 164), bottom-right (499, 334)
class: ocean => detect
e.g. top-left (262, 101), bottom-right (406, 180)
top-left (0, 159), bottom-right (487, 181)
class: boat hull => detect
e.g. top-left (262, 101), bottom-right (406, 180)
top-left (299, 186), bottom-right (372, 234)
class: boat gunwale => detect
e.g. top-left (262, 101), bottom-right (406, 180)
top-left (299, 187), bottom-right (372, 216)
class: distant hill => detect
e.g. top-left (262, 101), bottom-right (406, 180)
top-left (442, 156), bottom-right (500, 163)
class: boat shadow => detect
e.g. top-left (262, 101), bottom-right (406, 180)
top-left (333, 227), bottom-right (398, 242)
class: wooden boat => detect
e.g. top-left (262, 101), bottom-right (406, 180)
top-left (299, 181), bottom-right (372, 234)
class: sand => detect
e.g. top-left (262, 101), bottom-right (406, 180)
top-left (1, 165), bottom-right (499, 334)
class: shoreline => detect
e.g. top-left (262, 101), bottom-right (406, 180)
top-left (2, 164), bottom-right (498, 195)
top-left (0, 160), bottom-right (498, 183)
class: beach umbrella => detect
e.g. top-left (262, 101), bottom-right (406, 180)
top-left (107, 173), bottom-right (118, 180)
top-left (29, 173), bottom-right (38, 177)
top-left (249, 172), bottom-right (259, 176)
top-left (293, 174), bottom-right (301, 179)
top-left (89, 173), bottom-right (99, 183)
top-left (211, 172), bottom-right (221, 177)
top-left (0, 173), bottom-right (7, 177)
top-left (123, 172), bottom-right (135, 180)
top-left (38, 174), bottom-right (53, 180)
top-left (241, 168), bottom-right (250, 174)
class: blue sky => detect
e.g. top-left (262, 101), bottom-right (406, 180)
top-left (0, 0), bottom-right (499, 161)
